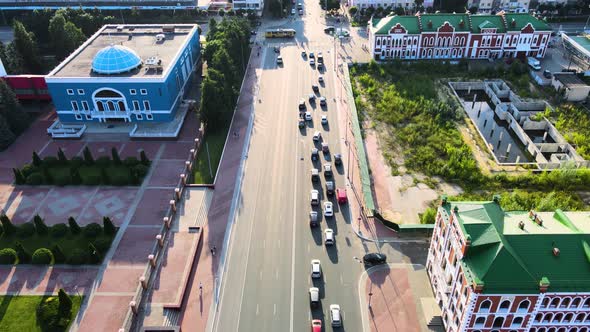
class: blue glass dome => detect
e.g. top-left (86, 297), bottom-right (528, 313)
top-left (91, 45), bottom-right (142, 75)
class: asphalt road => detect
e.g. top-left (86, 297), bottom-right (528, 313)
top-left (214, 1), bottom-right (369, 331)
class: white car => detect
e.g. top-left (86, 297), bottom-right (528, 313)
top-left (310, 189), bottom-right (319, 205)
top-left (318, 75), bottom-right (324, 83)
top-left (310, 59), bottom-right (315, 66)
top-left (321, 115), bottom-right (328, 125)
top-left (324, 228), bottom-right (334, 245)
top-left (291, 8), bottom-right (295, 14)
top-left (311, 259), bottom-right (321, 278)
top-left (330, 304), bottom-right (342, 327)
top-left (323, 201), bottom-right (333, 217)
top-left (305, 111), bottom-right (312, 121)
top-left (299, 9), bottom-right (303, 15)
top-left (313, 131), bottom-right (322, 141)
top-left (319, 97), bottom-right (327, 106)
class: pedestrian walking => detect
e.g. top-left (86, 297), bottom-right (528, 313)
top-left (213, 246), bottom-right (217, 255)
top-left (199, 282), bottom-right (203, 292)
top-left (210, 247), bottom-right (215, 255)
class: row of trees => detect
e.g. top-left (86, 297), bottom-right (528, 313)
top-left (200, 17), bottom-right (251, 132)
top-left (0, 80), bottom-right (31, 151)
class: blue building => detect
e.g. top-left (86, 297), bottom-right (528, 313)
top-left (45, 24), bottom-right (200, 137)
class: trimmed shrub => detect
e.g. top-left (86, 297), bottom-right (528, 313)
top-left (33, 215), bottom-right (49, 235)
top-left (0, 248), bottom-right (17, 264)
top-left (37, 296), bottom-right (72, 331)
top-left (69, 156), bottom-right (84, 169)
top-left (79, 166), bottom-right (102, 185)
top-left (88, 243), bottom-right (101, 264)
top-left (42, 167), bottom-right (52, 184)
top-left (0, 214), bottom-right (16, 235)
top-left (14, 242), bottom-right (31, 263)
top-left (107, 167), bottom-right (131, 186)
top-left (93, 238), bottom-right (112, 254)
top-left (16, 222), bottom-right (36, 237)
top-left (111, 147), bottom-right (122, 165)
top-left (50, 167), bottom-right (71, 186)
top-left (83, 223), bottom-right (102, 238)
top-left (42, 156), bottom-right (60, 168)
top-left (50, 223), bottom-right (69, 237)
top-left (32, 151), bottom-right (42, 167)
top-left (25, 172), bottom-right (43, 185)
top-left (57, 148), bottom-right (68, 163)
top-left (103, 217), bottom-right (116, 235)
top-left (51, 245), bottom-right (66, 264)
top-left (140, 150), bottom-right (150, 165)
top-left (66, 248), bottom-right (87, 265)
top-left (133, 164), bottom-right (149, 178)
top-left (20, 163), bottom-right (38, 177)
top-left (83, 146), bottom-right (94, 165)
top-left (32, 248), bottom-right (54, 264)
top-left (70, 168), bottom-right (82, 185)
top-left (68, 217), bottom-right (81, 234)
top-left (95, 156), bottom-right (111, 168)
top-left (58, 288), bottom-right (73, 316)
top-left (123, 157), bottom-right (140, 167)
top-left (13, 168), bottom-right (25, 184)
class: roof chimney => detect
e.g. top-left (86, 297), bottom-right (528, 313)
top-left (535, 215), bottom-right (543, 226)
top-left (441, 195), bottom-right (448, 206)
top-left (511, 19), bottom-right (516, 27)
top-left (428, 20), bottom-right (433, 28)
top-left (518, 221), bottom-right (525, 230)
top-left (552, 247), bottom-right (560, 257)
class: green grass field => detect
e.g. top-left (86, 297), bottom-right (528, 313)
top-left (0, 295), bottom-right (83, 332)
top-left (192, 127), bottom-right (230, 184)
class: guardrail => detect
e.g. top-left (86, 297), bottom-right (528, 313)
top-left (119, 123), bottom-right (205, 332)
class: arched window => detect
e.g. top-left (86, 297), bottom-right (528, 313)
top-left (97, 102), bottom-right (105, 112)
top-left (543, 313), bottom-right (553, 323)
top-left (95, 90), bottom-right (122, 98)
top-left (542, 298), bottom-right (549, 308)
top-left (584, 298), bottom-right (590, 308)
top-left (499, 300), bottom-right (511, 312)
top-left (480, 300), bottom-right (492, 313)
top-left (571, 328), bottom-right (579, 332)
top-left (553, 313), bottom-right (563, 323)
top-left (575, 313), bottom-right (585, 323)
top-left (493, 317), bottom-right (504, 328)
top-left (571, 297), bottom-right (581, 308)
top-left (557, 328), bottom-right (566, 332)
top-left (107, 101), bottom-right (115, 111)
top-left (518, 300), bottom-right (530, 312)
top-left (376, 39), bottom-right (381, 46)
top-left (538, 328), bottom-right (546, 332)
top-left (585, 314), bottom-right (590, 323)
top-left (475, 317), bottom-right (485, 327)
top-left (564, 313), bottom-right (573, 323)
top-left (534, 313), bottom-right (542, 322)
top-left (117, 101), bottom-right (125, 111)
top-left (548, 328), bottom-right (556, 332)
top-left (581, 328), bottom-right (589, 332)
top-left (560, 298), bottom-right (571, 308)
top-left (511, 317), bottom-right (523, 327)
top-left (550, 298), bottom-right (560, 308)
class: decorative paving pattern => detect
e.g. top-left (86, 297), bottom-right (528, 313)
top-left (35, 188), bottom-right (95, 224)
top-left (0, 187), bottom-right (51, 224)
top-left (79, 188), bottom-right (138, 225)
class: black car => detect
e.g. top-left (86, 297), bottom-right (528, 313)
top-left (324, 26), bottom-right (335, 33)
top-left (312, 84), bottom-right (320, 93)
top-left (363, 253), bottom-right (387, 267)
top-left (543, 70), bottom-right (552, 79)
top-left (334, 154), bottom-right (342, 165)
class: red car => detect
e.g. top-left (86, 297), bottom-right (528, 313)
top-left (336, 188), bottom-right (348, 204)
top-left (311, 319), bottom-right (322, 332)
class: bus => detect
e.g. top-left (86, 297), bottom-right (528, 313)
top-left (265, 29), bottom-right (296, 38)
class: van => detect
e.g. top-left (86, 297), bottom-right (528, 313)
top-left (330, 304), bottom-right (342, 326)
top-left (324, 228), bottom-right (334, 245)
top-left (527, 57), bottom-right (541, 71)
top-left (336, 188), bottom-right (348, 204)
top-left (310, 190), bottom-right (319, 205)
top-left (326, 181), bottom-right (334, 195)
top-left (311, 168), bottom-right (320, 182)
top-left (309, 287), bottom-right (319, 307)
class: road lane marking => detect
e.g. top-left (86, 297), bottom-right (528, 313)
top-left (276, 270), bottom-right (279, 280)
top-left (260, 271), bottom-right (262, 280)
top-left (289, 97), bottom-right (300, 332)
top-left (341, 274), bottom-right (344, 285)
top-left (308, 244), bottom-right (310, 252)
top-left (256, 304), bottom-right (259, 316)
top-left (278, 239), bottom-right (281, 248)
top-left (274, 303), bottom-right (277, 316)
top-left (263, 240), bottom-right (265, 248)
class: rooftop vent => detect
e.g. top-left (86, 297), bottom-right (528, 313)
top-left (156, 34), bottom-right (166, 42)
top-left (552, 247), bottom-right (560, 257)
top-left (511, 19), bottom-right (516, 27)
top-left (518, 221), bottom-right (525, 230)
top-left (162, 25), bottom-right (175, 33)
top-left (428, 20), bottom-right (433, 28)
top-left (459, 19), bottom-right (465, 27)
top-left (535, 215), bottom-right (543, 226)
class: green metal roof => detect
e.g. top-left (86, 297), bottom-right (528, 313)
top-left (569, 35), bottom-right (590, 53)
top-left (371, 15), bottom-right (420, 35)
top-left (420, 14), bottom-right (470, 32)
top-left (504, 13), bottom-right (551, 31)
top-left (470, 15), bottom-right (506, 33)
top-left (447, 201), bottom-right (590, 294)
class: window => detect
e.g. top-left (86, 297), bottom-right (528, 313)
top-left (575, 313), bottom-right (585, 323)
top-left (479, 300), bottom-right (491, 313)
top-left (143, 101), bottom-right (151, 111)
top-left (541, 298), bottom-right (549, 308)
top-left (543, 313), bottom-right (553, 323)
top-left (550, 298), bottom-right (560, 308)
top-left (146, 114), bottom-right (153, 120)
top-left (552, 313), bottom-right (563, 323)
top-left (560, 298), bottom-right (570, 308)
top-left (75, 114), bottom-right (82, 120)
top-left (71, 101), bottom-right (79, 111)
top-left (475, 317), bottom-right (485, 327)
top-left (517, 300), bottom-right (530, 312)
top-left (583, 298), bottom-right (590, 308)
top-left (133, 100), bottom-right (140, 111)
top-left (67, 89), bottom-right (74, 95)
top-left (563, 313), bottom-right (573, 323)
top-left (571, 297), bottom-right (581, 308)
top-left (492, 317), bottom-right (504, 328)
top-left (140, 89), bottom-right (147, 95)
top-left (130, 89), bottom-right (137, 95)
top-left (136, 114), bottom-right (143, 120)
top-left (534, 313), bottom-right (542, 322)
top-left (499, 300), bottom-right (511, 312)
top-left (85, 114), bottom-right (92, 120)
top-left (81, 101), bottom-right (89, 111)
top-left (77, 89), bottom-right (85, 95)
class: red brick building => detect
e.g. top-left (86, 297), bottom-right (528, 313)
top-left (427, 197), bottom-right (590, 332)
top-left (369, 12), bottom-right (552, 61)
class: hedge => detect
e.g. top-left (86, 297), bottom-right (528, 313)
top-left (16, 222), bottom-right (36, 237)
top-left (50, 223), bottom-right (68, 237)
top-left (0, 248), bottom-right (17, 264)
top-left (32, 248), bottom-right (53, 264)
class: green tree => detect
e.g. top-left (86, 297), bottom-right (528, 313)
top-left (0, 77), bottom-right (30, 136)
top-left (0, 214), bottom-right (16, 235)
top-left (68, 216), bottom-right (81, 234)
top-left (14, 242), bottom-right (31, 263)
top-left (83, 146), bottom-right (94, 164)
top-left (103, 216), bottom-right (116, 235)
top-left (49, 14), bottom-right (86, 61)
top-left (111, 147), bottom-right (121, 165)
top-left (51, 244), bottom-right (66, 264)
top-left (12, 21), bottom-right (42, 73)
top-left (33, 214), bottom-right (49, 235)
top-left (200, 69), bottom-right (230, 129)
top-left (349, 6), bottom-right (358, 16)
top-left (0, 115), bottom-right (16, 151)
top-left (57, 148), bottom-right (68, 163)
top-left (32, 151), bottom-right (42, 167)
top-left (207, 18), bottom-right (218, 41)
top-left (58, 288), bottom-right (73, 317)
top-left (140, 150), bottom-right (150, 165)
top-left (13, 168), bottom-right (25, 184)
top-left (0, 42), bottom-right (24, 74)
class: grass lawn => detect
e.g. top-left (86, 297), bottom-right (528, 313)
top-left (0, 295), bottom-right (83, 332)
top-left (192, 126), bottom-right (229, 184)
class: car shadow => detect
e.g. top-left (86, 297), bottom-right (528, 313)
top-left (322, 123), bottom-right (330, 131)
top-left (326, 244), bottom-right (339, 263)
top-left (311, 223), bottom-right (323, 245)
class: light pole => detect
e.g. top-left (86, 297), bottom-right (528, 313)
top-left (368, 292), bottom-right (373, 308)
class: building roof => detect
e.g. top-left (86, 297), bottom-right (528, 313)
top-left (47, 24), bottom-right (198, 79)
top-left (553, 73), bottom-right (589, 88)
top-left (443, 201), bottom-right (590, 294)
top-left (567, 35), bottom-right (590, 54)
top-left (91, 45), bottom-right (142, 75)
top-left (372, 13), bottom-right (549, 36)
top-left (420, 14), bottom-right (470, 32)
top-left (504, 13), bottom-right (551, 32)
top-left (371, 15), bottom-right (421, 35)
top-left (470, 15), bottom-right (506, 33)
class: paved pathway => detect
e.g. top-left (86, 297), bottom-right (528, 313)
top-left (177, 44), bottom-right (263, 332)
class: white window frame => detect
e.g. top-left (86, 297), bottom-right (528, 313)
top-left (71, 101), bottom-right (79, 111)
top-left (67, 89), bottom-right (74, 95)
top-left (143, 100), bottom-right (151, 111)
top-left (77, 89), bottom-right (85, 95)
top-left (75, 114), bottom-right (83, 120)
top-left (146, 113), bottom-right (153, 120)
top-left (81, 101), bottom-right (89, 111)
top-left (133, 100), bottom-right (140, 111)
top-left (85, 114), bottom-right (92, 120)
top-left (130, 89), bottom-right (137, 95)
top-left (136, 114), bottom-right (143, 120)
top-left (140, 89), bottom-right (148, 95)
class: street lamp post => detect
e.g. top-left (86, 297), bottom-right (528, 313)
top-left (368, 292), bottom-right (373, 308)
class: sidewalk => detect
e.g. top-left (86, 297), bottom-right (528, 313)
top-left (177, 46), bottom-right (263, 332)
